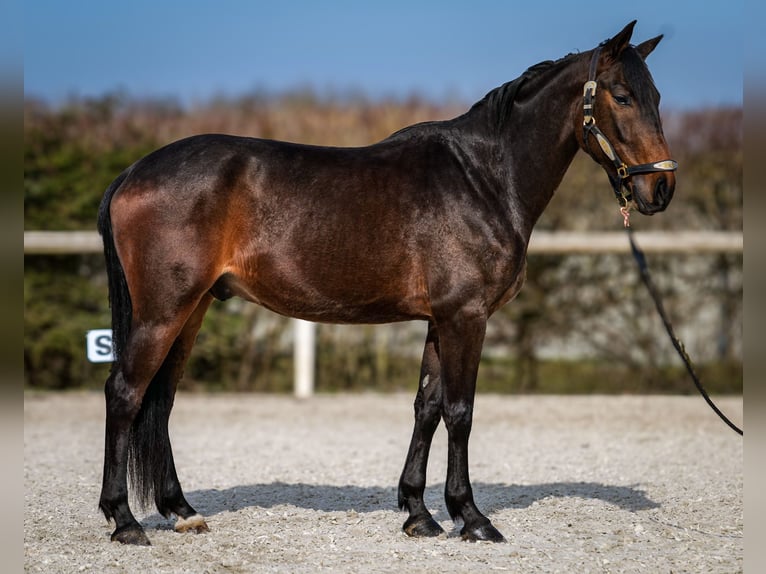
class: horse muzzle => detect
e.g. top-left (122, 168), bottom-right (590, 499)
top-left (632, 169), bottom-right (676, 215)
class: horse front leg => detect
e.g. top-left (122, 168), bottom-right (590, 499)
top-left (438, 307), bottom-right (505, 542)
top-left (398, 321), bottom-right (445, 537)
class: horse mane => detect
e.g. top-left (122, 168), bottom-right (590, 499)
top-left (468, 53), bottom-right (578, 128)
top-left (387, 52), bottom-right (581, 138)
top-left (391, 45), bottom-right (654, 139)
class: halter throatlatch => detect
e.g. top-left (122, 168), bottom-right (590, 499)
top-left (582, 45), bottom-right (678, 225)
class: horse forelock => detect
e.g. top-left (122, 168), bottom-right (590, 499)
top-left (619, 46), bottom-right (661, 117)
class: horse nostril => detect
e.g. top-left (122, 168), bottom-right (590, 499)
top-left (654, 175), bottom-right (670, 206)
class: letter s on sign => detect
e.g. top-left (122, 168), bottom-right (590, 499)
top-left (86, 329), bottom-right (115, 363)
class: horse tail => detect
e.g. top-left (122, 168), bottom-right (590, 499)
top-left (98, 168), bottom-right (132, 364)
top-left (99, 168), bottom-right (171, 510)
top-left (130, 367), bottom-right (176, 512)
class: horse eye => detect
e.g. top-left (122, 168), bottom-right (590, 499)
top-left (613, 94), bottom-right (631, 106)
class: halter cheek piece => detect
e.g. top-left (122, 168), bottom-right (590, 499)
top-left (582, 45), bottom-right (677, 207)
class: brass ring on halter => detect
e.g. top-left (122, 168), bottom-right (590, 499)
top-left (617, 164), bottom-right (629, 179)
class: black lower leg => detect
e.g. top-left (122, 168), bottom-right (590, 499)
top-left (443, 431), bottom-right (505, 543)
top-left (398, 323), bottom-right (444, 537)
top-left (399, 394), bottom-right (443, 537)
top-left (99, 370), bottom-right (151, 545)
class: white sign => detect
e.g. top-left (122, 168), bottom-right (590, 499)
top-left (86, 329), bottom-right (115, 363)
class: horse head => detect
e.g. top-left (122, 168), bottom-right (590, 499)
top-left (577, 21), bottom-right (676, 216)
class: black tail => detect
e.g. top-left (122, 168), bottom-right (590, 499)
top-left (99, 168), bottom-right (175, 511)
top-left (98, 168), bottom-right (132, 365)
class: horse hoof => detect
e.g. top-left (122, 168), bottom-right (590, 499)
top-left (403, 515), bottom-right (445, 538)
top-left (461, 522), bottom-right (506, 543)
top-left (111, 524), bottom-right (151, 546)
top-left (175, 513), bottom-right (210, 534)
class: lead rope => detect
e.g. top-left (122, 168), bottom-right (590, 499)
top-left (583, 43), bottom-right (736, 433)
top-left (625, 226), bottom-right (743, 435)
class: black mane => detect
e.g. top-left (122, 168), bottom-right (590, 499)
top-left (468, 53), bottom-right (578, 127)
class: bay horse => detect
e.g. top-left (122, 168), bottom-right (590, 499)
top-left (97, 21), bottom-right (676, 545)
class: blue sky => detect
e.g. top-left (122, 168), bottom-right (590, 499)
top-left (24, 1), bottom-right (742, 110)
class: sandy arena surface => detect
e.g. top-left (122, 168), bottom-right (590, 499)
top-left (24, 392), bottom-right (742, 573)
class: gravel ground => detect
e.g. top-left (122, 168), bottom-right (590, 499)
top-left (24, 392), bottom-right (742, 573)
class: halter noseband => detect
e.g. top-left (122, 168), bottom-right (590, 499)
top-left (582, 45), bottom-right (677, 206)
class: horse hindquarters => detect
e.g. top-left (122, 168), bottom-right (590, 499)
top-left (98, 177), bottom-right (215, 544)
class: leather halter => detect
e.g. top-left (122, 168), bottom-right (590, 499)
top-left (582, 45), bottom-right (677, 205)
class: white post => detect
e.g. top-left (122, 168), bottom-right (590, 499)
top-left (293, 319), bottom-right (316, 398)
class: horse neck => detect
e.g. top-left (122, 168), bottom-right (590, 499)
top-left (454, 55), bottom-right (588, 235)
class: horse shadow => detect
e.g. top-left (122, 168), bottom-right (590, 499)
top-left (141, 481), bottom-right (659, 528)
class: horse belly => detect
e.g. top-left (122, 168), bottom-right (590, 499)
top-left (216, 253), bottom-right (432, 324)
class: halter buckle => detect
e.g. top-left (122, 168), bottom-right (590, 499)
top-left (583, 80), bottom-right (597, 126)
top-left (617, 164), bottom-right (629, 179)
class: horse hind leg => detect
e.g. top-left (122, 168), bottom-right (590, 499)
top-left (397, 321), bottom-right (445, 537)
top-left (100, 321), bottom-right (184, 544)
top-left (99, 296), bottom-right (210, 545)
top-left (148, 294), bottom-right (213, 535)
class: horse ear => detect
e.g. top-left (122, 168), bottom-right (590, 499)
top-left (603, 20), bottom-right (637, 61)
top-left (635, 35), bottom-right (663, 60)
